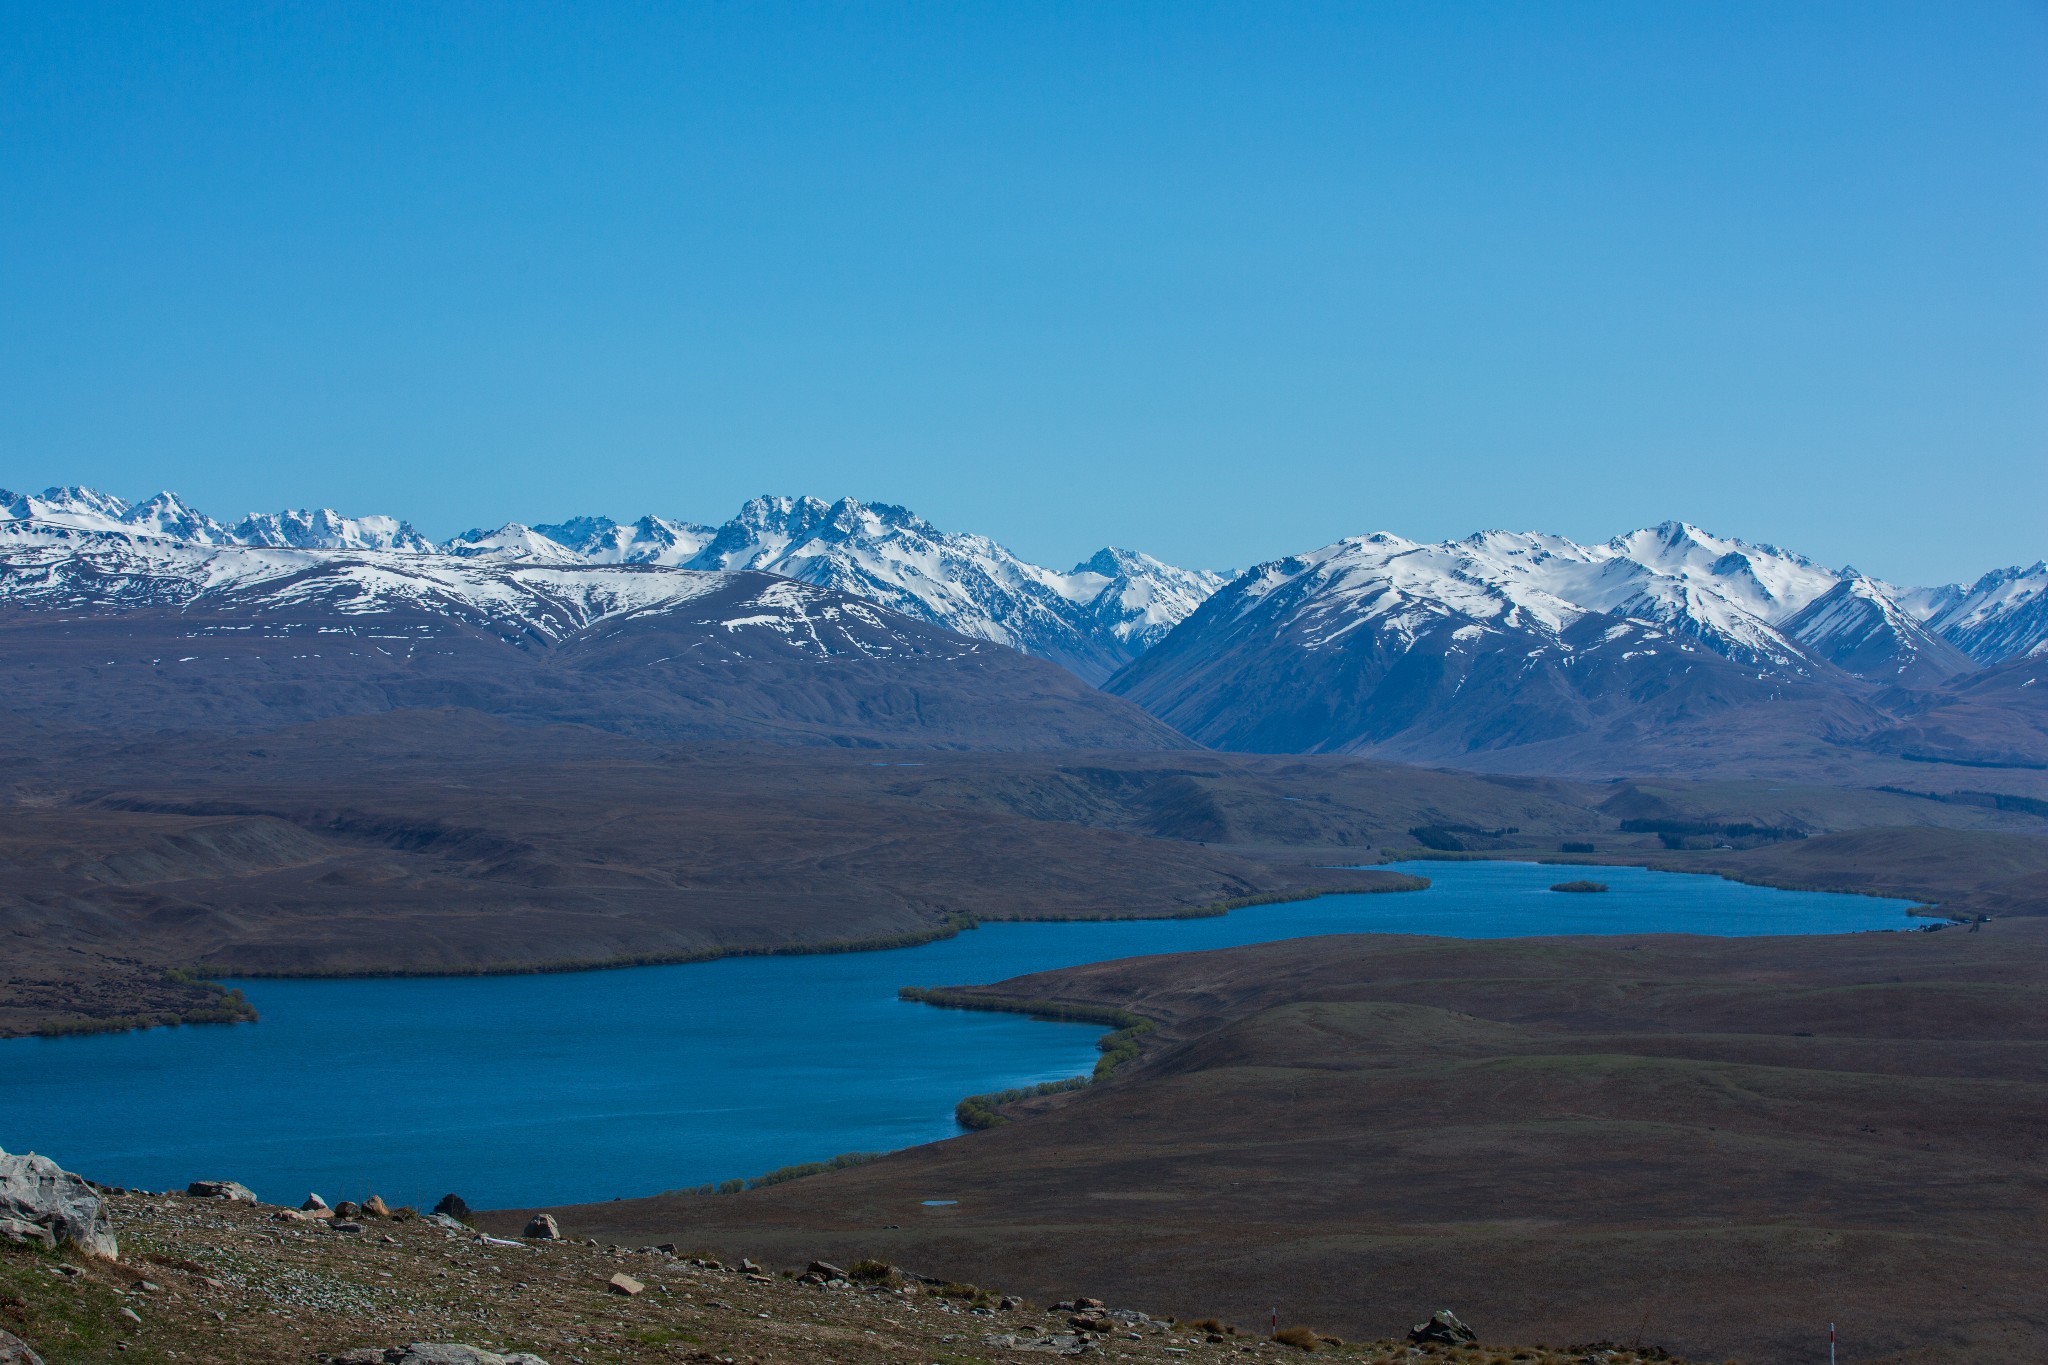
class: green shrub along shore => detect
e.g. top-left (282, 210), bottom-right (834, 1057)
top-left (898, 986), bottom-right (1159, 1127)
top-left (35, 970), bottom-right (258, 1036)
top-left (665, 1150), bottom-right (886, 1197)
top-left (953, 1076), bottom-right (1090, 1130)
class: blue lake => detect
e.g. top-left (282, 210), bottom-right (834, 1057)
top-left (0, 861), bottom-right (1918, 1209)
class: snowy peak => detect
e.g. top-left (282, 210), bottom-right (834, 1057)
top-left (125, 491), bottom-right (235, 544)
top-left (610, 495), bottom-right (1220, 681)
top-left (1915, 561), bottom-right (2048, 664)
top-left (1210, 522), bottom-right (1826, 667)
top-left (1603, 521), bottom-right (1839, 624)
top-left (1782, 573), bottom-right (1974, 684)
top-left (0, 484), bottom-right (1224, 681)
top-left (444, 523), bottom-right (586, 562)
top-left (2, 485), bottom-right (433, 552)
top-left (531, 515), bottom-right (715, 566)
top-left (230, 507), bottom-right (435, 553)
top-left (678, 494), bottom-right (1118, 675)
top-left (2, 485), bottom-right (135, 532)
top-left (1062, 547), bottom-right (1231, 650)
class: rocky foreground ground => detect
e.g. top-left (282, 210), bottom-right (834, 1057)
top-left (0, 1187), bottom-right (1702, 1365)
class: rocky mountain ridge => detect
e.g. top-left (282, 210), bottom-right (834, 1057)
top-left (1, 487), bottom-right (1225, 683)
top-left (1107, 521), bottom-right (2047, 771)
top-left (6, 485), bottom-right (2043, 770)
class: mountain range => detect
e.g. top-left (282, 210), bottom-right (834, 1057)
top-left (1106, 522), bottom-right (2047, 772)
top-left (0, 487), bottom-right (1222, 683)
top-left (3, 483), bottom-right (2044, 773)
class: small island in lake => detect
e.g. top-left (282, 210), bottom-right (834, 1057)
top-left (1551, 879), bottom-right (1610, 893)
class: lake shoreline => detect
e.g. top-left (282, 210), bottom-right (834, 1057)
top-left (19, 843), bottom-right (1959, 1042)
top-left (11, 881), bottom-right (1424, 1040)
top-left (0, 862), bottom-right (1921, 1208)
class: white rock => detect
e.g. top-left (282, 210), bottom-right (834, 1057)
top-left (0, 1148), bottom-right (117, 1259)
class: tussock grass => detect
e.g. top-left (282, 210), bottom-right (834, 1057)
top-left (847, 1258), bottom-right (901, 1286)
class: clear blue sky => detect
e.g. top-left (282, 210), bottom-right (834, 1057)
top-left (2, 2), bottom-right (2043, 584)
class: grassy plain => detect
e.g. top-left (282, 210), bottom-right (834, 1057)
top-left (520, 922), bottom-right (2048, 1365)
top-left (7, 707), bottom-right (2048, 1034)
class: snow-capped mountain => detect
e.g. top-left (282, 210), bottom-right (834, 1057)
top-left (1913, 563), bottom-right (2048, 664)
top-left (0, 516), bottom-right (730, 637)
top-left (0, 487), bottom-right (1227, 683)
top-left (530, 514), bottom-right (717, 566)
top-left (0, 512), bottom-right (1182, 749)
top-left (1780, 573), bottom-right (1975, 685)
top-left (230, 507), bottom-right (434, 553)
top-left (7, 484), bottom-right (2045, 766)
top-left (0, 485), bottom-right (435, 553)
top-left (668, 496), bottom-right (1227, 681)
top-left (1146, 521), bottom-right (1851, 671)
top-left (1105, 520), bottom-right (2040, 769)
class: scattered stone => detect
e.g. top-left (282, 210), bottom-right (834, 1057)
top-left (0, 1147), bottom-right (119, 1258)
top-left (185, 1180), bottom-right (257, 1203)
top-left (987, 1332), bottom-right (1087, 1355)
top-left (433, 1194), bottom-right (472, 1221)
top-left (1076, 1298), bottom-right (1105, 1310)
top-left (303, 1193), bottom-right (331, 1212)
top-left (522, 1213), bottom-right (561, 1240)
top-left (330, 1221), bottom-right (365, 1234)
top-left (739, 1257), bottom-right (764, 1274)
top-left (0, 1328), bottom-right (45, 1365)
top-left (334, 1201), bottom-right (363, 1218)
top-left (273, 1208), bottom-right (312, 1222)
top-left (809, 1260), bottom-right (850, 1280)
top-left (118, 1307), bottom-right (142, 1324)
top-left (607, 1273), bottom-right (644, 1297)
top-left (324, 1348), bottom-right (551, 1365)
top-left (1407, 1310), bottom-right (1476, 1346)
top-left (364, 1195), bottom-right (393, 1217)
top-left (1000, 1295), bottom-right (1026, 1311)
